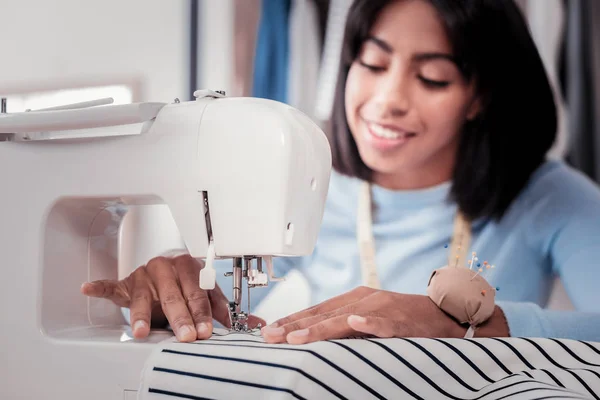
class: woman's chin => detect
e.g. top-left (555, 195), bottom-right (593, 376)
top-left (363, 159), bottom-right (409, 178)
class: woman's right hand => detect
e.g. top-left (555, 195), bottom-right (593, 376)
top-left (80, 254), bottom-right (265, 342)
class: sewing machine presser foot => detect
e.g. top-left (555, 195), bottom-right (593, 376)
top-left (227, 301), bottom-right (262, 334)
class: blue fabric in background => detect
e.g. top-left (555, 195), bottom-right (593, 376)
top-left (252, 0), bottom-right (291, 103)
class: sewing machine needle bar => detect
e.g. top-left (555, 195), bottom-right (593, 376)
top-left (233, 257), bottom-right (242, 314)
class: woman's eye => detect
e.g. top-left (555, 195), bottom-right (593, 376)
top-left (419, 76), bottom-right (450, 88)
top-left (358, 60), bottom-right (386, 72)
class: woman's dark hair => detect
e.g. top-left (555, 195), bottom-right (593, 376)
top-left (328, 0), bottom-right (557, 221)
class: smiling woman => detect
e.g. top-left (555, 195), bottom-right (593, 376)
top-left (344, 1), bottom-right (481, 191)
top-left (330, 0), bottom-right (557, 217)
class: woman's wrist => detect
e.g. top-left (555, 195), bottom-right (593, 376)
top-left (449, 306), bottom-right (510, 338)
top-left (473, 306), bottom-right (511, 337)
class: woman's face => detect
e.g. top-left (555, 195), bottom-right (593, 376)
top-left (345, 0), bottom-right (480, 189)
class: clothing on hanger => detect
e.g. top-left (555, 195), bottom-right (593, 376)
top-left (562, 0), bottom-right (599, 182)
top-left (514, 0), bottom-right (528, 18)
top-left (288, 0), bottom-right (322, 120)
top-left (312, 0), bottom-right (330, 46)
top-left (525, 0), bottom-right (569, 160)
top-left (591, 0), bottom-right (600, 181)
top-left (233, 0), bottom-right (261, 97)
top-left (252, 0), bottom-right (292, 103)
top-left (313, 0), bottom-right (353, 122)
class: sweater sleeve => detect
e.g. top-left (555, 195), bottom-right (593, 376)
top-left (497, 301), bottom-right (600, 341)
top-left (497, 169), bottom-right (600, 341)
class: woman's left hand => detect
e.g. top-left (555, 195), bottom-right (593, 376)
top-left (261, 286), bottom-right (509, 344)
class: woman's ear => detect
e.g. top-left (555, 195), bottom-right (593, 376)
top-left (466, 95), bottom-right (482, 121)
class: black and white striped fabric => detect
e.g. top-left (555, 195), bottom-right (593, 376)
top-left (138, 330), bottom-right (600, 400)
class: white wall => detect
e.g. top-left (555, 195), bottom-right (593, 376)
top-left (0, 0), bottom-right (189, 103)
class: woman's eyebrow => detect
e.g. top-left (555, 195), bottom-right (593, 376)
top-left (413, 52), bottom-right (457, 64)
top-left (365, 35), bottom-right (393, 53)
top-left (364, 36), bottom-right (458, 65)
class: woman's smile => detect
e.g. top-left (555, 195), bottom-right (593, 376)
top-left (362, 118), bottom-right (418, 152)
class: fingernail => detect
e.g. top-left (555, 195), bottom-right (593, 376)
top-left (348, 315), bottom-right (367, 324)
top-left (196, 322), bottom-right (210, 336)
top-left (288, 328), bottom-right (309, 337)
top-left (133, 320), bottom-right (148, 332)
top-left (262, 326), bottom-right (285, 336)
top-left (177, 325), bottom-right (195, 341)
top-left (262, 322), bottom-right (278, 331)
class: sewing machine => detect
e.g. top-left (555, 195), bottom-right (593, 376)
top-left (0, 90), bottom-right (332, 399)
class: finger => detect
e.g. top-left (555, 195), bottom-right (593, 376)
top-left (80, 280), bottom-right (130, 308)
top-left (268, 286), bottom-right (375, 328)
top-left (128, 269), bottom-right (155, 339)
top-left (173, 255), bottom-right (213, 339)
top-left (262, 310), bottom-right (339, 342)
top-left (347, 315), bottom-right (406, 338)
top-left (280, 314), bottom-right (360, 345)
top-left (248, 315), bottom-right (267, 329)
top-left (146, 257), bottom-right (196, 342)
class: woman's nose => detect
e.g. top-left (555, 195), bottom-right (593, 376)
top-left (374, 75), bottom-right (411, 117)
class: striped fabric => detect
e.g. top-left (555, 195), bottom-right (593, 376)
top-left (139, 330), bottom-right (600, 400)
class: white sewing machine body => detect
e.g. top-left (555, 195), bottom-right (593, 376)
top-left (0, 91), bottom-right (331, 399)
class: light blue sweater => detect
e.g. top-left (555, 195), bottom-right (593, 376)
top-left (217, 159), bottom-right (600, 341)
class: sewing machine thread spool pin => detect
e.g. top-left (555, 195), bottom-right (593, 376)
top-left (1, 98), bottom-right (6, 114)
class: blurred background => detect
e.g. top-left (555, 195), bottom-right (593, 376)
top-left (1, 0), bottom-right (598, 321)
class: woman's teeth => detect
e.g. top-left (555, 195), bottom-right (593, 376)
top-left (369, 123), bottom-right (407, 139)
